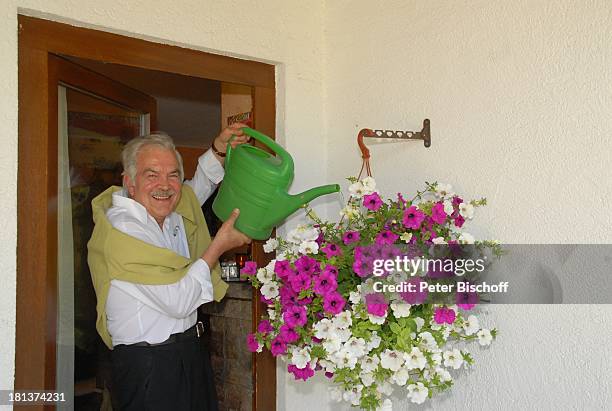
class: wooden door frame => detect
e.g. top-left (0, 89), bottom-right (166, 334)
top-left (17, 15), bottom-right (276, 411)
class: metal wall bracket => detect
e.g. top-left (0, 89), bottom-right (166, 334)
top-left (369, 119), bottom-right (431, 148)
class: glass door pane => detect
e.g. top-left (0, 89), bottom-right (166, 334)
top-left (57, 84), bottom-right (146, 410)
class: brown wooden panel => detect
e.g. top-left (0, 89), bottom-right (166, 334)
top-left (16, 41), bottom-right (52, 396)
top-left (19, 15), bottom-right (275, 89)
top-left (50, 54), bottom-right (158, 128)
top-left (177, 146), bottom-right (206, 179)
top-left (251, 85), bottom-right (277, 411)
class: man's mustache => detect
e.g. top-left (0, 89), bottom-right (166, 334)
top-left (151, 189), bottom-right (176, 197)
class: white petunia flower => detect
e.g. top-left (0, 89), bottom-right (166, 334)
top-left (319, 359), bottom-right (336, 374)
top-left (458, 232), bottom-right (475, 244)
top-left (344, 337), bottom-right (367, 358)
top-left (256, 268), bottom-right (274, 284)
top-left (432, 236), bottom-right (447, 245)
top-left (332, 311), bottom-right (353, 329)
top-left (291, 347), bottom-right (311, 369)
top-left (329, 386), bottom-right (343, 402)
top-left (287, 224), bottom-right (319, 243)
top-left (430, 350), bottom-right (443, 366)
top-left (263, 238), bottom-right (279, 253)
top-left (342, 385), bottom-right (363, 406)
top-left (333, 348), bottom-right (358, 370)
top-left (367, 331), bottom-right (382, 351)
top-left (414, 317), bottom-right (425, 332)
top-left (443, 349), bottom-right (464, 370)
top-left (459, 202), bottom-right (475, 219)
top-left (260, 281), bottom-right (279, 300)
top-left (360, 354), bottom-right (380, 373)
top-left (392, 366), bottom-right (409, 386)
top-left (400, 232), bottom-right (413, 243)
top-left (298, 240), bottom-right (319, 255)
top-left (313, 319), bottom-right (335, 340)
top-left (434, 183), bottom-right (454, 199)
top-left (443, 199), bottom-right (454, 215)
top-left (390, 301), bottom-right (412, 318)
top-left (267, 308), bottom-right (276, 320)
top-left (380, 349), bottom-right (405, 372)
top-left (377, 381), bottom-right (394, 396)
top-left (360, 371), bottom-right (375, 387)
top-left (340, 204), bottom-right (360, 219)
top-left (368, 310), bottom-right (388, 325)
top-left (418, 331), bottom-right (438, 350)
top-left (436, 366), bottom-right (453, 382)
top-left (361, 177), bottom-right (377, 194)
top-left (407, 382), bottom-right (429, 404)
top-left (463, 315), bottom-right (480, 336)
top-left (348, 181), bottom-right (366, 198)
top-left (323, 337), bottom-right (342, 355)
top-left (376, 398), bottom-right (393, 411)
top-left (335, 327), bottom-right (352, 343)
top-left (477, 329), bottom-right (493, 346)
top-left (404, 347), bottom-right (427, 370)
top-left (349, 290), bottom-right (362, 305)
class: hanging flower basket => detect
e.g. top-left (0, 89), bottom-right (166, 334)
top-left (244, 177), bottom-right (500, 410)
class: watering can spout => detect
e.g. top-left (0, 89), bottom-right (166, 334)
top-left (280, 184), bottom-right (341, 218)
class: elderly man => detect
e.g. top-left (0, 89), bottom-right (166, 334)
top-left (88, 124), bottom-right (251, 411)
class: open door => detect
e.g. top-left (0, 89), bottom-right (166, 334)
top-left (23, 54), bottom-right (157, 408)
top-left (18, 16), bottom-right (277, 410)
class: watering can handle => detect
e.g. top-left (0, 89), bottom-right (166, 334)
top-left (225, 127), bottom-right (293, 173)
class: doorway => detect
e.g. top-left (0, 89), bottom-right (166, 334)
top-left (18, 15), bottom-right (276, 411)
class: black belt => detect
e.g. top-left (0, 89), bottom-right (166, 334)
top-left (117, 321), bottom-right (205, 348)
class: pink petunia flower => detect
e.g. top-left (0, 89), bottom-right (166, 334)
top-left (323, 292), bottom-right (346, 315)
top-left (321, 243), bottom-right (342, 259)
top-left (430, 202), bottom-right (448, 224)
top-left (274, 260), bottom-right (295, 279)
top-left (289, 272), bottom-right (312, 294)
top-left (279, 324), bottom-right (299, 343)
top-left (399, 277), bottom-right (428, 304)
top-left (283, 305), bottom-right (307, 328)
top-left (270, 335), bottom-right (288, 356)
top-left (313, 270), bottom-right (338, 296)
top-left (433, 307), bottom-right (456, 324)
top-left (365, 293), bottom-right (388, 317)
top-left (454, 214), bottom-right (465, 228)
top-left (363, 192), bottom-right (383, 211)
top-left (288, 364), bottom-right (315, 381)
top-left (246, 333), bottom-right (261, 352)
top-left (375, 230), bottom-right (399, 245)
top-left (242, 261), bottom-right (258, 276)
top-left (257, 320), bottom-right (274, 335)
top-left (294, 255), bottom-right (320, 276)
top-left (342, 231), bottom-right (361, 245)
top-left (456, 288), bottom-right (479, 307)
top-left (279, 286), bottom-right (298, 307)
top-left (402, 206), bottom-right (426, 229)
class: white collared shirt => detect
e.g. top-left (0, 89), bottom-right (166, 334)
top-left (105, 149), bottom-right (223, 346)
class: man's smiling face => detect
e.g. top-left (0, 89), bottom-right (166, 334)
top-left (125, 145), bottom-right (182, 227)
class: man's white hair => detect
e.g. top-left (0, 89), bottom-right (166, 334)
top-left (121, 132), bottom-right (184, 188)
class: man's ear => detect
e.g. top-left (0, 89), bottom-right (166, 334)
top-left (123, 175), bottom-right (135, 197)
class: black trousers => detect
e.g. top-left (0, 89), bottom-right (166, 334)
top-left (111, 338), bottom-right (218, 411)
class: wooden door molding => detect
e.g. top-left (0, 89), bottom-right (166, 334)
top-left (17, 15), bottom-right (276, 411)
top-left (19, 15), bottom-right (274, 88)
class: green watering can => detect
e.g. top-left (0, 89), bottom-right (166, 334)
top-left (212, 127), bottom-right (340, 240)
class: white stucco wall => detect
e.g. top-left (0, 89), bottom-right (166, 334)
top-left (3, 1), bottom-right (612, 410)
top-left (277, 1), bottom-right (612, 410)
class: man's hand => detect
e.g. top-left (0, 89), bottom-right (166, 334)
top-left (213, 122), bottom-right (251, 153)
top-left (201, 209), bottom-right (251, 268)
